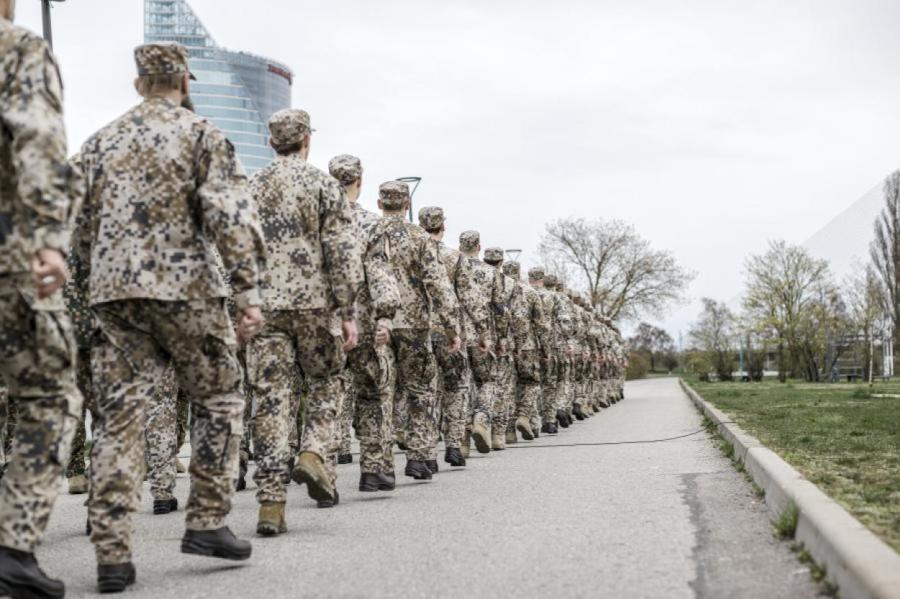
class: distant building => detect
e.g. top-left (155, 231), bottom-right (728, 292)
top-left (143, 0), bottom-right (293, 176)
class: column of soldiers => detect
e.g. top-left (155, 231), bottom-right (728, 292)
top-left (0, 13), bottom-right (627, 596)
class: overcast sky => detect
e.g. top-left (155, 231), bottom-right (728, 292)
top-left (15, 0), bottom-right (900, 341)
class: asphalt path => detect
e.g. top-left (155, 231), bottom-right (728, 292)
top-left (37, 377), bottom-right (824, 598)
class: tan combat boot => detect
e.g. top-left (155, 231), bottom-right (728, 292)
top-left (491, 434), bottom-right (506, 451)
top-left (257, 502), bottom-right (287, 536)
top-left (291, 451), bottom-right (335, 503)
top-left (505, 430), bottom-right (518, 445)
top-left (471, 419), bottom-right (491, 454)
top-left (515, 416), bottom-right (534, 441)
top-left (67, 474), bottom-right (88, 495)
top-left (175, 458), bottom-right (187, 474)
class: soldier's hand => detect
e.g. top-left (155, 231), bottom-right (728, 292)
top-left (375, 326), bottom-right (390, 346)
top-left (32, 248), bottom-right (69, 299)
top-left (342, 320), bottom-right (359, 351)
top-left (237, 307), bottom-right (264, 345)
top-left (449, 336), bottom-right (462, 354)
top-left (478, 336), bottom-right (492, 354)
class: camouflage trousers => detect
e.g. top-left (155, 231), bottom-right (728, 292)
top-left (89, 299), bottom-right (244, 565)
top-left (491, 355), bottom-right (516, 436)
top-left (513, 350), bottom-right (542, 432)
top-left (144, 368), bottom-right (189, 501)
top-left (466, 345), bottom-right (495, 430)
top-left (0, 276), bottom-right (82, 553)
top-left (65, 348), bottom-right (98, 478)
top-left (540, 355), bottom-right (558, 423)
top-left (346, 341), bottom-right (396, 473)
top-left (555, 354), bottom-right (574, 412)
top-left (245, 309), bottom-right (345, 504)
top-left (391, 329), bottom-right (437, 462)
top-left (337, 381), bottom-right (354, 456)
top-left (430, 332), bottom-right (469, 455)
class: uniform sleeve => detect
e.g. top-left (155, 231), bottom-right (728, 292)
top-left (491, 270), bottom-right (510, 345)
top-left (318, 180), bottom-right (362, 320)
top-left (532, 292), bottom-right (552, 354)
top-left (1, 34), bottom-right (77, 255)
top-left (509, 286), bottom-right (530, 350)
top-left (196, 127), bottom-right (267, 310)
top-left (456, 256), bottom-right (490, 341)
top-left (421, 238), bottom-right (459, 338)
top-left (365, 226), bottom-right (400, 329)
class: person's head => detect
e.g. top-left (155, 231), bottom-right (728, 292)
top-left (328, 154), bottom-right (363, 201)
top-left (502, 261), bottom-right (521, 280)
top-left (418, 206), bottom-right (445, 240)
top-left (1, 0), bottom-right (16, 21)
top-left (459, 231), bottom-right (481, 256)
top-left (528, 266), bottom-right (545, 287)
top-left (133, 42), bottom-right (194, 103)
top-left (268, 108), bottom-right (314, 159)
top-left (378, 181), bottom-right (410, 214)
top-left (544, 274), bottom-right (559, 290)
top-left (483, 247), bottom-right (504, 267)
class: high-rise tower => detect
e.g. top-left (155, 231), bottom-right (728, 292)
top-left (143, 0), bottom-right (293, 176)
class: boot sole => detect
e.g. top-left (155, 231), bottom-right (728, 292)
top-left (181, 539), bottom-right (252, 561)
top-left (516, 422), bottom-right (535, 441)
top-left (471, 430), bottom-right (491, 454)
top-left (359, 484), bottom-right (379, 492)
top-left (291, 465), bottom-right (335, 503)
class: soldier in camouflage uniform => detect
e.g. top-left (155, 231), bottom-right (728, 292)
top-left (246, 110), bottom-right (362, 534)
top-left (504, 261), bottom-right (550, 441)
top-left (329, 155), bottom-right (400, 492)
top-left (144, 369), bottom-right (187, 514)
top-left (418, 207), bottom-right (489, 469)
top-left (483, 248), bottom-right (517, 450)
top-left (458, 231), bottom-right (504, 455)
top-left (552, 279), bottom-right (578, 427)
top-left (379, 182), bottom-right (461, 480)
top-left (75, 43), bottom-right (266, 590)
top-left (0, 6), bottom-right (84, 596)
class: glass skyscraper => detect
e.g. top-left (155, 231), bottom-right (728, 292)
top-left (143, 0), bottom-right (293, 176)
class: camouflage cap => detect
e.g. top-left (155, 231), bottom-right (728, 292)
top-left (268, 109), bottom-right (313, 148)
top-left (483, 247), bottom-right (504, 263)
top-left (328, 154), bottom-right (362, 186)
top-left (459, 230), bottom-right (481, 253)
top-left (543, 273), bottom-right (559, 287)
top-left (418, 206), bottom-right (445, 231)
top-left (379, 181), bottom-right (410, 210)
top-left (134, 42), bottom-right (196, 80)
top-left (502, 261), bottom-right (521, 279)
top-left (528, 266), bottom-right (545, 281)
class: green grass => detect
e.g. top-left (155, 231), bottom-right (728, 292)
top-left (685, 376), bottom-right (900, 553)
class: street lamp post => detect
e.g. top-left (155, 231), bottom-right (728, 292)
top-left (396, 176), bottom-right (422, 223)
top-left (505, 249), bottom-right (522, 263)
top-left (41, 0), bottom-right (66, 48)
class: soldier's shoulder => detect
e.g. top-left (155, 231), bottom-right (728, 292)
top-left (1, 21), bottom-right (46, 54)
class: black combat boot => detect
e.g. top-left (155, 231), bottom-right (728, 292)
top-left (540, 422), bottom-right (550, 434)
top-left (359, 473), bottom-right (381, 492)
top-left (0, 547), bottom-right (65, 598)
top-left (317, 490), bottom-right (340, 508)
top-left (444, 447), bottom-right (466, 467)
top-left (337, 454), bottom-right (353, 465)
top-left (153, 498), bottom-right (178, 515)
top-left (546, 422), bottom-right (559, 434)
top-left (425, 459), bottom-right (439, 474)
top-left (573, 404), bottom-right (586, 421)
top-left (404, 460), bottom-right (433, 480)
top-left (97, 562), bottom-right (136, 594)
top-left (556, 410), bottom-right (570, 428)
top-left (378, 472), bottom-right (396, 491)
top-left (181, 527), bottom-right (252, 561)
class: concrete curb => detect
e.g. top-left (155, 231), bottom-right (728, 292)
top-left (679, 378), bottom-right (900, 599)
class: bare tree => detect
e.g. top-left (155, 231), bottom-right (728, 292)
top-left (689, 298), bottom-right (736, 381)
top-left (539, 217), bottom-right (694, 322)
top-left (870, 170), bottom-right (900, 350)
top-left (743, 240), bottom-right (837, 381)
top-left (627, 322), bottom-right (675, 372)
top-left (842, 263), bottom-right (887, 380)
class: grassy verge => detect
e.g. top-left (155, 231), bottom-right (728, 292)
top-left (684, 376), bottom-right (900, 554)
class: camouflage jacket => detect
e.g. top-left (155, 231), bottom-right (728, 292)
top-left (349, 202), bottom-right (399, 338)
top-left (533, 285), bottom-right (559, 353)
top-left (251, 153), bottom-right (361, 316)
top-left (465, 257), bottom-right (505, 348)
top-left (553, 291), bottom-right (578, 350)
top-left (0, 20), bottom-right (79, 276)
top-left (491, 266), bottom-right (518, 351)
top-left (381, 215), bottom-right (458, 335)
top-left (514, 282), bottom-right (550, 353)
top-left (434, 243), bottom-right (488, 344)
top-left (75, 97), bottom-right (266, 309)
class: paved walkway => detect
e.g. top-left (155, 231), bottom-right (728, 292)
top-left (39, 377), bottom-right (823, 598)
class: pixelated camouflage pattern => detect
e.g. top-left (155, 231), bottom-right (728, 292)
top-left (268, 108), bottom-right (312, 147)
top-left (328, 154), bottom-right (362, 186)
top-left (134, 42), bottom-right (191, 77)
top-left (390, 329), bottom-right (437, 461)
top-left (75, 97), bottom-right (266, 310)
top-left (144, 367), bottom-right (184, 501)
top-left (431, 331), bottom-right (469, 451)
top-left (378, 181), bottom-right (409, 211)
top-left (417, 206), bottom-right (444, 231)
top-left (483, 247), bottom-right (504, 263)
top-left (458, 230), bottom-right (480, 253)
top-left (346, 342), bottom-right (396, 473)
top-left (527, 266), bottom-right (545, 281)
top-left (434, 243), bottom-right (489, 346)
top-left (349, 203), bottom-right (399, 339)
top-left (251, 153), bottom-right (362, 318)
top-left (0, 21), bottom-right (79, 275)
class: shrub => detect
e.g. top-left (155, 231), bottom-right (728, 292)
top-left (626, 351), bottom-right (650, 380)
